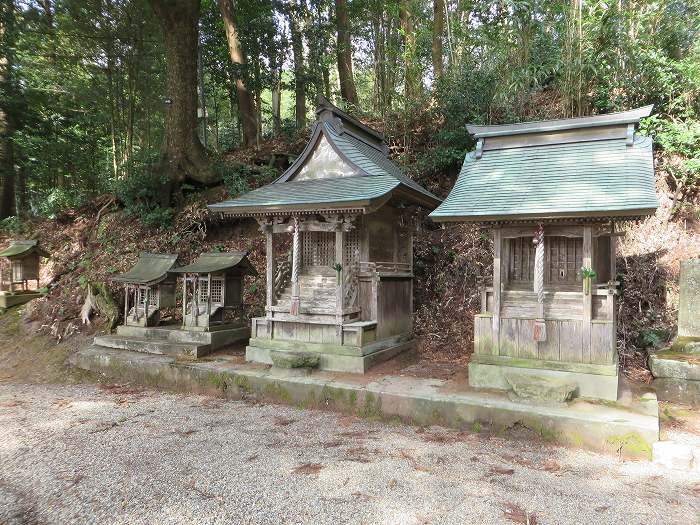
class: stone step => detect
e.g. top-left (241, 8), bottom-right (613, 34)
top-left (93, 335), bottom-right (211, 359)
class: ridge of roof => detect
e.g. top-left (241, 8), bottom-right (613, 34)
top-left (315, 95), bottom-right (385, 146)
top-left (466, 105), bottom-right (653, 138)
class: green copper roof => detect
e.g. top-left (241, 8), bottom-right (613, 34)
top-left (171, 252), bottom-right (257, 275)
top-left (430, 135), bottom-right (658, 222)
top-left (323, 122), bottom-right (439, 202)
top-left (0, 240), bottom-right (49, 259)
top-left (208, 101), bottom-right (440, 216)
top-left (209, 175), bottom-right (402, 215)
top-left (111, 253), bottom-right (177, 285)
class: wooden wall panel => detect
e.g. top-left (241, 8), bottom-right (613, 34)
top-left (559, 320), bottom-right (584, 363)
top-left (500, 318), bottom-right (519, 357)
top-left (590, 321), bottom-right (615, 364)
top-left (377, 278), bottom-right (412, 340)
top-left (538, 320), bottom-right (560, 361)
top-left (517, 319), bottom-right (538, 359)
top-left (474, 315), bottom-right (493, 355)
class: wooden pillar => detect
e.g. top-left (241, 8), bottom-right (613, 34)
top-left (124, 285), bottom-right (129, 324)
top-left (491, 228), bottom-right (502, 355)
top-left (206, 273), bottom-right (212, 329)
top-left (144, 286), bottom-right (150, 323)
top-left (290, 217), bottom-right (301, 316)
top-left (182, 275), bottom-right (187, 327)
top-left (582, 225), bottom-right (593, 362)
top-left (264, 224), bottom-right (274, 314)
top-left (335, 224), bottom-right (345, 338)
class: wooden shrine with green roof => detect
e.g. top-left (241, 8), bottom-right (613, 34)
top-left (430, 106), bottom-right (658, 401)
top-left (0, 240), bottom-right (50, 307)
top-left (110, 252), bottom-right (178, 327)
top-left (209, 97), bottom-right (441, 373)
top-left (170, 252), bottom-right (256, 330)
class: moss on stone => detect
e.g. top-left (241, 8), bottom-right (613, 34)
top-left (605, 432), bottom-right (652, 458)
top-left (207, 372), bottom-right (230, 392)
top-left (264, 382), bottom-right (293, 403)
top-left (232, 375), bottom-right (252, 393)
top-left (358, 392), bottom-right (382, 420)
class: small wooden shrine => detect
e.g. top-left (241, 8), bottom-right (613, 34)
top-left (111, 253), bottom-right (177, 327)
top-left (209, 97), bottom-right (441, 373)
top-left (431, 106), bottom-right (658, 401)
top-left (0, 240), bottom-right (50, 307)
top-left (171, 252), bottom-right (257, 330)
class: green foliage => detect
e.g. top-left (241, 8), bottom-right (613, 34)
top-left (218, 162), bottom-right (279, 198)
top-left (112, 166), bottom-right (174, 229)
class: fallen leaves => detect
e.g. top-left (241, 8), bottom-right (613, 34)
top-left (502, 502), bottom-right (538, 524)
top-left (293, 463), bottom-right (323, 476)
top-left (489, 466), bottom-right (515, 476)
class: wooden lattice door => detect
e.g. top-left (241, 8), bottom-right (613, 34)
top-left (302, 231), bottom-right (335, 267)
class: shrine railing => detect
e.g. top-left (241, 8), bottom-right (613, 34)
top-left (358, 261), bottom-right (412, 275)
top-left (343, 261), bottom-right (359, 309)
top-left (274, 251), bottom-right (292, 299)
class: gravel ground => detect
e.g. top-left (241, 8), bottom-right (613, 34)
top-left (1, 382), bottom-right (699, 525)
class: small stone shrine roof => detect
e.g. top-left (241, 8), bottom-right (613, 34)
top-left (170, 252), bottom-right (257, 276)
top-left (110, 253), bottom-right (177, 285)
top-left (0, 240), bottom-right (50, 259)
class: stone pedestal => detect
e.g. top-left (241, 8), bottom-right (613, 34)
top-left (650, 259), bottom-right (700, 403)
top-left (678, 259), bottom-right (700, 338)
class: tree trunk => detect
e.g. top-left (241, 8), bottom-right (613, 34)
top-left (218, 0), bottom-right (258, 147)
top-left (149, 0), bottom-right (215, 201)
top-left (289, 0), bottom-right (306, 129)
top-left (335, 0), bottom-right (358, 105)
top-left (0, 0), bottom-right (16, 219)
top-left (432, 0), bottom-right (444, 80)
top-left (399, 0), bottom-right (418, 104)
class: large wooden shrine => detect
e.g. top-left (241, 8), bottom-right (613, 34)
top-left (431, 106), bottom-right (658, 401)
top-left (209, 97), bottom-right (441, 372)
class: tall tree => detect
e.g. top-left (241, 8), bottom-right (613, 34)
top-left (288, 0), bottom-right (306, 129)
top-left (149, 0), bottom-right (215, 203)
top-left (218, 0), bottom-right (258, 147)
top-left (335, 0), bottom-right (358, 104)
top-left (399, 0), bottom-right (418, 104)
top-left (431, 0), bottom-right (444, 80)
top-left (0, 0), bottom-right (16, 219)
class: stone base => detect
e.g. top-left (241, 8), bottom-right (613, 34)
top-left (70, 345), bottom-right (660, 458)
top-left (649, 350), bottom-right (700, 381)
top-left (469, 361), bottom-right (620, 401)
top-left (0, 292), bottom-right (43, 308)
top-left (246, 338), bottom-right (414, 374)
top-left (652, 377), bottom-right (700, 406)
top-left (92, 324), bottom-right (250, 359)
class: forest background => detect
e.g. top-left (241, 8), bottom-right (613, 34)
top-left (0, 0), bottom-right (699, 377)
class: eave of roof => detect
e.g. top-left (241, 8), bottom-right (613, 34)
top-left (171, 252), bottom-right (257, 276)
top-left (111, 253), bottom-right (178, 285)
top-left (467, 105), bottom-right (653, 138)
top-left (0, 240), bottom-right (49, 259)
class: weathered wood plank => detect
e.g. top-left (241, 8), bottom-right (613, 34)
top-left (474, 315), bottom-right (493, 355)
top-left (559, 320), bottom-right (584, 363)
top-left (492, 228), bottom-right (502, 355)
top-left (582, 226), bottom-right (593, 363)
top-left (500, 318), bottom-right (519, 357)
top-left (517, 319), bottom-right (537, 359)
top-left (590, 321), bottom-right (615, 364)
top-left (538, 320), bottom-right (560, 361)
